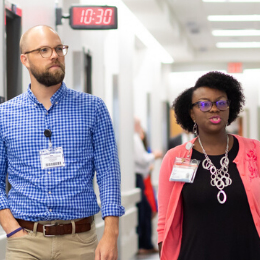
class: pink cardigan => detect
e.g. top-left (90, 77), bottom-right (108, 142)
top-left (157, 135), bottom-right (260, 260)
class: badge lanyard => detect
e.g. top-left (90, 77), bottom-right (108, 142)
top-left (39, 129), bottom-right (65, 169)
top-left (169, 142), bottom-right (200, 183)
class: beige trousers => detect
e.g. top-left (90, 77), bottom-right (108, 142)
top-left (5, 220), bottom-right (98, 260)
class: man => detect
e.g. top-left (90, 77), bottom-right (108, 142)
top-left (0, 25), bottom-right (124, 260)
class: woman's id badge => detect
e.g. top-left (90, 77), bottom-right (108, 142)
top-left (169, 157), bottom-right (200, 183)
top-left (40, 147), bottom-right (65, 169)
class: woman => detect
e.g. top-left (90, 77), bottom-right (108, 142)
top-left (134, 118), bottom-right (162, 254)
top-left (157, 71), bottom-right (260, 260)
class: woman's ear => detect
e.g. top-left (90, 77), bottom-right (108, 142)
top-left (190, 109), bottom-right (195, 123)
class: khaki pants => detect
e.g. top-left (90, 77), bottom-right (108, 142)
top-left (5, 220), bottom-right (98, 260)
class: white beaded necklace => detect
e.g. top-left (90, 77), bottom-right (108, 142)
top-left (197, 135), bottom-right (232, 204)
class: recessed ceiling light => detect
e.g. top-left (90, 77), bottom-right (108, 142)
top-left (216, 42), bottom-right (260, 48)
top-left (208, 15), bottom-right (260, 21)
top-left (212, 30), bottom-right (260, 36)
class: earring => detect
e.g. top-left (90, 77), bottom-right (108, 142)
top-left (193, 122), bottom-right (198, 136)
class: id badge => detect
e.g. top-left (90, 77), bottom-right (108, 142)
top-left (40, 147), bottom-right (65, 169)
top-left (169, 157), bottom-right (200, 183)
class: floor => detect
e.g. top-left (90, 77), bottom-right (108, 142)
top-left (131, 252), bottom-right (160, 260)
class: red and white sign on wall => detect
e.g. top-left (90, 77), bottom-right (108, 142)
top-left (5, 1), bottom-right (22, 16)
top-left (228, 63), bottom-right (243, 73)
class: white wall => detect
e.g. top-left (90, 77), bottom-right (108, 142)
top-left (133, 48), bottom-right (153, 128)
top-left (57, 0), bottom-right (81, 91)
top-left (10, 0), bottom-right (56, 92)
top-left (235, 70), bottom-right (260, 140)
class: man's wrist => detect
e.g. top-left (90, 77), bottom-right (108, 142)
top-left (103, 228), bottom-right (119, 238)
top-left (104, 216), bottom-right (119, 237)
top-left (0, 209), bottom-right (21, 234)
top-left (6, 227), bottom-right (24, 238)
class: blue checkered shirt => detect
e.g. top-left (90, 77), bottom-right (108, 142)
top-left (0, 83), bottom-right (125, 221)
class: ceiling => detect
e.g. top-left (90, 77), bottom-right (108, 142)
top-left (122, 0), bottom-right (260, 70)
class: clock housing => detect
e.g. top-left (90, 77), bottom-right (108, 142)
top-left (69, 5), bottom-right (118, 30)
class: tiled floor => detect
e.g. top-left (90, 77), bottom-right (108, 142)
top-left (131, 252), bottom-right (159, 260)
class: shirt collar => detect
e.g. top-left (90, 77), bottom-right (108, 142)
top-left (50, 82), bottom-right (67, 104)
top-left (26, 82), bottom-right (67, 105)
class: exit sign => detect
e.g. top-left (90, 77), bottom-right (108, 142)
top-left (228, 63), bottom-right (242, 73)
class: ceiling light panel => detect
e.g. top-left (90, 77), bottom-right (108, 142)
top-left (212, 30), bottom-right (260, 36)
top-left (203, 0), bottom-right (260, 2)
top-left (216, 42), bottom-right (260, 48)
top-left (208, 15), bottom-right (260, 21)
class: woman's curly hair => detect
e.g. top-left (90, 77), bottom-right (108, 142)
top-left (173, 71), bottom-right (245, 132)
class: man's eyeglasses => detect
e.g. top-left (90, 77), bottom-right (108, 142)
top-left (191, 100), bottom-right (230, 112)
top-left (24, 45), bottom-right (69, 58)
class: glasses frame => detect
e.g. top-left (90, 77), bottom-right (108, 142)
top-left (191, 100), bottom-right (230, 112)
top-left (24, 45), bottom-right (69, 58)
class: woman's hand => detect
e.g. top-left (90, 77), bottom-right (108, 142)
top-left (158, 242), bottom-right (162, 257)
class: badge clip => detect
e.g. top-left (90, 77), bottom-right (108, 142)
top-left (169, 157), bottom-right (200, 183)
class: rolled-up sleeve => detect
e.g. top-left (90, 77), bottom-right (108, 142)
top-left (93, 99), bottom-right (125, 219)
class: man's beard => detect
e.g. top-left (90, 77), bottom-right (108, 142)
top-left (30, 62), bottom-right (65, 87)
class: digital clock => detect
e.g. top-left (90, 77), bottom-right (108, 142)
top-left (69, 6), bottom-right (118, 30)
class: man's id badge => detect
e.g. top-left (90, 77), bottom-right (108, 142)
top-left (40, 147), bottom-right (65, 169)
top-left (169, 157), bottom-right (200, 183)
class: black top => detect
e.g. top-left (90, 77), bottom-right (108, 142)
top-left (178, 136), bottom-right (260, 260)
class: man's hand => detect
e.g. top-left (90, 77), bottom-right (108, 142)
top-left (95, 216), bottom-right (119, 260)
top-left (95, 232), bottom-right (118, 260)
top-left (0, 209), bottom-right (28, 238)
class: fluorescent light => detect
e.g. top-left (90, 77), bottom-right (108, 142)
top-left (212, 30), bottom-right (260, 36)
top-left (216, 42), bottom-right (260, 48)
top-left (208, 15), bottom-right (260, 21)
top-left (129, 18), bottom-right (174, 63)
top-left (203, 0), bottom-right (260, 2)
top-left (117, 1), bottom-right (174, 63)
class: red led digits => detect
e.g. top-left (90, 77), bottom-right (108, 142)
top-left (95, 9), bottom-right (104, 24)
top-left (103, 9), bottom-right (113, 25)
top-left (78, 8), bottom-right (112, 25)
top-left (80, 9), bottom-right (93, 24)
top-left (70, 6), bottom-right (117, 29)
